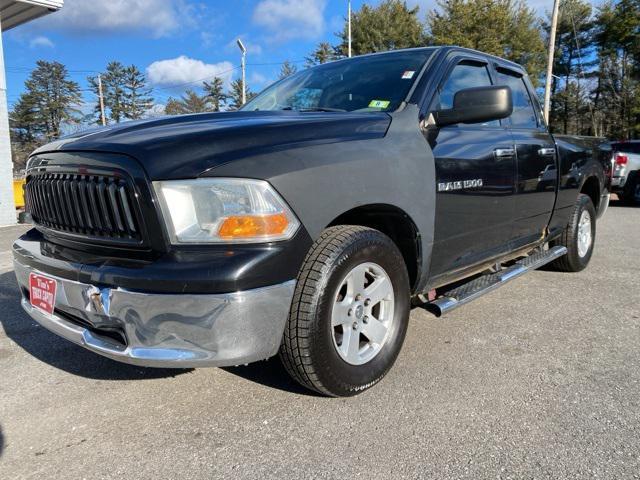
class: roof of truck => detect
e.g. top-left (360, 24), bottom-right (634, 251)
top-left (331, 46), bottom-right (527, 74)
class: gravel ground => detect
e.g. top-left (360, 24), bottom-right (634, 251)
top-left (1, 201), bottom-right (639, 479)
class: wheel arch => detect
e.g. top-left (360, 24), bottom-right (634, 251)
top-left (327, 203), bottom-right (422, 292)
top-left (580, 175), bottom-right (601, 210)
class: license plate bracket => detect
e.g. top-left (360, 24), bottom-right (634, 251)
top-left (29, 272), bottom-right (57, 316)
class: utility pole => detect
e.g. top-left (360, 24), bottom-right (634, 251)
top-left (97, 74), bottom-right (106, 126)
top-left (237, 39), bottom-right (247, 105)
top-left (348, 0), bottom-right (352, 58)
top-left (543, 0), bottom-right (560, 124)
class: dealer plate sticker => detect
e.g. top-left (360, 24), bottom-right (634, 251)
top-left (29, 273), bottom-right (57, 316)
top-left (368, 100), bottom-right (390, 109)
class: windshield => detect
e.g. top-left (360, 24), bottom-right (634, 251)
top-left (243, 49), bottom-right (434, 113)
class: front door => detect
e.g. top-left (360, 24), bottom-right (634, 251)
top-left (426, 57), bottom-right (518, 282)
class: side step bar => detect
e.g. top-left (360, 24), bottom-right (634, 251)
top-left (425, 246), bottom-right (568, 317)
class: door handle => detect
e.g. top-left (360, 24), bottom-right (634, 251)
top-left (494, 148), bottom-right (515, 159)
top-left (538, 147), bottom-right (556, 157)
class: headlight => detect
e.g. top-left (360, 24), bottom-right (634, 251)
top-left (154, 178), bottom-right (300, 244)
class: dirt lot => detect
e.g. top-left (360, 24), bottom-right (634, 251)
top-left (1, 200), bottom-right (639, 479)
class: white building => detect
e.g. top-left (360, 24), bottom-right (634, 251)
top-left (0, 0), bottom-right (63, 226)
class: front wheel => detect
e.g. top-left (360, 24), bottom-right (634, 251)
top-left (279, 225), bottom-right (410, 397)
top-left (548, 193), bottom-right (596, 272)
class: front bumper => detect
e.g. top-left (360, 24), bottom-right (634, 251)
top-left (14, 260), bottom-right (295, 368)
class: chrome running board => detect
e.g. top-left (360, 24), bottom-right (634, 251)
top-left (426, 246), bottom-right (567, 317)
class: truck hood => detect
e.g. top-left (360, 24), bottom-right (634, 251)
top-left (33, 110), bottom-right (391, 180)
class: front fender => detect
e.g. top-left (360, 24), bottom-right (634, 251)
top-left (207, 104), bottom-right (436, 293)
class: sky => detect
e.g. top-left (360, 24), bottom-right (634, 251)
top-left (2, 0), bottom-right (599, 113)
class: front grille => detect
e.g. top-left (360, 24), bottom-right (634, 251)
top-left (25, 172), bottom-right (142, 242)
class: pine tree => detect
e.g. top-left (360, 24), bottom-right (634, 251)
top-left (305, 42), bottom-right (338, 67)
top-left (203, 77), bottom-right (229, 112)
top-left (164, 90), bottom-right (210, 115)
top-left (543, 0), bottom-right (595, 134)
top-left (228, 79), bottom-right (255, 110)
top-left (427, 0), bottom-right (546, 84)
top-left (279, 61), bottom-right (298, 79)
top-left (591, 0), bottom-right (640, 139)
top-left (123, 65), bottom-right (153, 120)
top-left (17, 61), bottom-right (82, 141)
top-left (164, 97), bottom-right (182, 116)
top-left (9, 61), bottom-right (81, 168)
top-left (9, 93), bottom-right (40, 170)
top-left (88, 61), bottom-right (127, 124)
top-left (337, 0), bottom-right (426, 56)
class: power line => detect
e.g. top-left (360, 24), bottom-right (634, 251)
top-left (245, 59), bottom-right (306, 66)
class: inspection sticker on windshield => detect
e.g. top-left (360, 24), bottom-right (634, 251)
top-left (29, 272), bottom-right (57, 316)
top-left (369, 100), bottom-right (390, 109)
top-left (402, 70), bottom-right (416, 80)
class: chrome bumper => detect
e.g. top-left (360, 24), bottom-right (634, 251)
top-left (13, 261), bottom-right (295, 368)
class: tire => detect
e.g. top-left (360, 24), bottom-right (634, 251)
top-left (548, 193), bottom-right (596, 272)
top-left (280, 225), bottom-right (410, 397)
top-left (620, 171), bottom-right (639, 206)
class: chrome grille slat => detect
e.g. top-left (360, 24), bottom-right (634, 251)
top-left (25, 172), bottom-right (142, 242)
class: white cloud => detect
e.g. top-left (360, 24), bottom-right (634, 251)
top-left (253, 0), bottom-right (327, 42)
top-left (34, 0), bottom-right (194, 38)
top-left (200, 31), bottom-right (216, 48)
top-left (29, 36), bottom-right (54, 49)
top-left (146, 56), bottom-right (235, 88)
top-left (249, 72), bottom-right (268, 86)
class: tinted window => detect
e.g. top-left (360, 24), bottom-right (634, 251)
top-left (436, 62), bottom-right (498, 127)
top-left (612, 142), bottom-right (640, 154)
top-left (496, 69), bottom-right (538, 128)
top-left (243, 49), bottom-right (434, 113)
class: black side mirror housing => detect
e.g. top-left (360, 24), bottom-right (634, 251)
top-left (434, 85), bottom-right (513, 127)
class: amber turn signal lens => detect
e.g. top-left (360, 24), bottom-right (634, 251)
top-left (217, 213), bottom-right (289, 239)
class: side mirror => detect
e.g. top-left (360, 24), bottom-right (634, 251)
top-left (434, 85), bottom-right (513, 127)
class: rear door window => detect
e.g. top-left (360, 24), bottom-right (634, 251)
top-left (495, 69), bottom-right (538, 129)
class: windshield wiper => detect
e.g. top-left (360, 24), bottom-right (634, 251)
top-left (300, 107), bottom-right (347, 112)
top-left (281, 107), bottom-right (347, 113)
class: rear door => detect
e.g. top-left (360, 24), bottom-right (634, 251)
top-left (493, 66), bottom-right (558, 248)
top-left (426, 55), bottom-right (518, 281)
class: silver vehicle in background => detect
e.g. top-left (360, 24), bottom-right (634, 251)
top-left (611, 140), bottom-right (640, 205)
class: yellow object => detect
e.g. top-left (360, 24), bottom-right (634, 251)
top-left (13, 179), bottom-right (26, 209)
top-left (218, 213), bottom-right (289, 239)
top-left (368, 100), bottom-right (390, 109)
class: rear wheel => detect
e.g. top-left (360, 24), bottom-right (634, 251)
top-left (548, 193), bottom-right (596, 272)
top-left (279, 225), bottom-right (410, 397)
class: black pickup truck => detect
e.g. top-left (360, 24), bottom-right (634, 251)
top-left (13, 47), bottom-right (611, 397)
